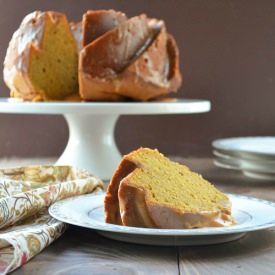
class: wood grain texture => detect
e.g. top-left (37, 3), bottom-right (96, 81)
top-left (14, 226), bottom-right (179, 275)
top-left (179, 229), bottom-right (275, 275)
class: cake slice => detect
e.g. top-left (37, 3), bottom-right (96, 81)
top-left (104, 148), bottom-right (235, 229)
top-left (4, 11), bottom-right (79, 101)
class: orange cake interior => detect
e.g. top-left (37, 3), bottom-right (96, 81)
top-left (28, 13), bottom-right (79, 100)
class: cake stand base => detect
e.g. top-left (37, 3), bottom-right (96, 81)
top-left (56, 114), bottom-right (121, 180)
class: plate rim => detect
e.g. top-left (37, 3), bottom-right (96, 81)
top-left (213, 159), bottom-right (275, 180)
top-left (213, 149), bottom-right (275, 164)
top-left (49, 192), bottom-right (275, 237)
top-left (212, 136), bottom-right (275, 158)
top-left (213, 157), bottom-right (275, 174)
top-left (0, 97), bottom-right (211, 115)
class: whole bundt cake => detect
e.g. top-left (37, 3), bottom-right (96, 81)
top-left (4, 9), bottom-right (182, 102)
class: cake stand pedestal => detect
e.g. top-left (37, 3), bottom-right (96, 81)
top-left (58, 113), bottom-right (121, 180)
top-left (0, 98), bottom-right (210, 180)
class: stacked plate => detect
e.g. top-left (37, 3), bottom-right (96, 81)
top-left (212, 137), bottom-right (275, 180)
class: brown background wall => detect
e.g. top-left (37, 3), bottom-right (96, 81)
top-left (0, 0), bottom-right (274, 158)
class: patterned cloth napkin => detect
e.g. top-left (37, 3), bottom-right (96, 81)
top-left (0, 165), bottom-right (104, 274)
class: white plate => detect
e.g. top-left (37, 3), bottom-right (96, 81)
top-left (0, 98), bottom-right (211, 115)
top-left (49, 193), bottom-right (275, 246)
top-left (212, 137), bottom-right (275, 161)
top-left (213, 150), bottom-right (275, 174)
top-left (214, 159), bottom-right (275, 180)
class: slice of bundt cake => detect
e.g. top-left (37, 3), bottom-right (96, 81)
top-left (4, 11), bottom-right (79, 101)
top-left (104, 148), bottom-right (235, 229)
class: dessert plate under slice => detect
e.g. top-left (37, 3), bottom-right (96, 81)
top-left (49, 193), bottom-right (275, 246)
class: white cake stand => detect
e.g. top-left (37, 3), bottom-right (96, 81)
top-left (0, 98), bottom-right (210, 179)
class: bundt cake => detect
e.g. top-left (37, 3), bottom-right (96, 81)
top-left (3, 11), bottom-right (79, 101)
top-left (78, 10), bottom-right (182, 101)
top-left (104, 148), bottom-right (235, 229)
top-left (4, 9), bottom-right (182, 102)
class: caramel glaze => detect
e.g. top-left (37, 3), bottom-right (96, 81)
top-left (118, 182), bottom-right (234, 229)
top-left (104, 159), bottom-right (137, 225)
top-left (4, 11), bottom-right (45, 101)
top-left (79, 12), bottom-right (182, 102)
top-left (70, 21), bottom-right (83, 51)
top-left (82, 9), bottom-right (127, 47)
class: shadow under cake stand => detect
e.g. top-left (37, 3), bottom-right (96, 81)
top-left (0, 98), bottom-right (210, 180)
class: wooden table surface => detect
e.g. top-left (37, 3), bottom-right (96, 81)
top-left (4, 157), bottom-right (275, 275)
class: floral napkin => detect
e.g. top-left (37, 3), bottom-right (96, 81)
top-left (0, 165), bottom-right (104, 274)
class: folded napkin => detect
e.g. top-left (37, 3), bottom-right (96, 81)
top-left (0, 165), bottom-right (104, 274)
